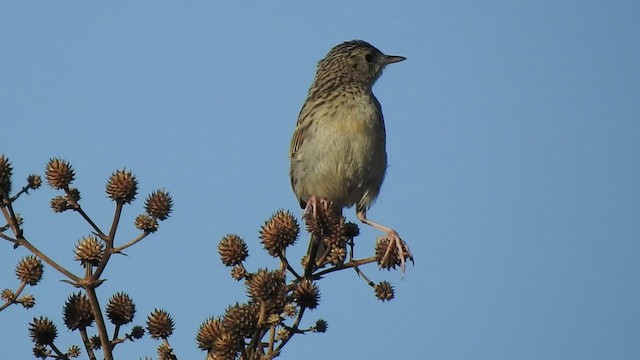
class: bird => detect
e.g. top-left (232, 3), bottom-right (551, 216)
top-left (289, 40), bottom-right (413, 274)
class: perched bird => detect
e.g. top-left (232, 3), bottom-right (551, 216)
top-left (289, 40), bottom-right (413, 273)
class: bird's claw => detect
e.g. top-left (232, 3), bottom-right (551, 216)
top-left (380, 230), bottom-right (414, 276)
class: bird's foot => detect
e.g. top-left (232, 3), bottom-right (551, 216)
top-left (377, 230), bottom-right (414, 275)
top-left (304, 196), bottom-right (330, 217)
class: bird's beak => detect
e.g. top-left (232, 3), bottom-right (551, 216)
top-left (383, 55), bottom-right (407, 64)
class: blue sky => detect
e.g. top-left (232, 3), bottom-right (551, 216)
top-left (1, 1), bottom-right (639, 359)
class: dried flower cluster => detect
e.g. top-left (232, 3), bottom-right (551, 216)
top-left (202, 203), bottom-right (409, 359)
top-left (0, 155), bottom-right (173, 360)
top-left (2, 154), bottom-right (410, 360)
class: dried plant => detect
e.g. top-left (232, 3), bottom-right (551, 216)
top-left (1, 154), bottom-right (411, 359)
top-left (1, 155), bottom-right (172, 360)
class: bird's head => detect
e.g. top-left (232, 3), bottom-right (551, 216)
top-left (315, 40), bottom-right (406, 88)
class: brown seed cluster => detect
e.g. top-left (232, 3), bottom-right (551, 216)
top-left (197, 302), bottom-right (262, 359)
top-left (294, 279), bottom-right (320, 309)
top-left (135, 214), bottom-right (159, 233)
top-left (15, 255), bottom-right (44, 286)
top-left (146, 309), bottom-right (174, 339)
top-left (106, 292), bottom-right (136, 326)
top-left (259, 209), bottom-right (299, 257)
top-left (145, 189), bottom-right (173, 220)
top-left (106, 169), bottom-right (138, 204)
top-left (50, 196), bottom-right (69, 212)
top-left (304, 205), bottom-right (360, 269)
top-left (29, 316), bottom-right (58, 345)
top-left (74, 236), bottom-right (104, 267)
top-left (218, 234), bottom-right (248, 266)
top-left (1, 288), bottom-right (16, 302)
top-left (374, 281), bottom-right (395, 301)
top-left (245, 269), bottom-right (286, 305)
top-left (313, 319), bottom-right (328, 333)
top-left (63, 292), bottom-right (94, 330)
top-left (45, 158), bottom-right (74, 190)
top-left (0, 155), bottom-right (11, 196)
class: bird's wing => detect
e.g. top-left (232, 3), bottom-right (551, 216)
top-left (289, 96), bottom-right (324, 158)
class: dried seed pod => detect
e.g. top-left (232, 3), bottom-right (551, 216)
top-left (74, 236), bottom-right (104, 267)
top-left (145, 189), bottom-right (173, 220)
top-left (218, 234), bottom-right (248, 266)
top-left (106, 292), bottom-right (136, 326)
top-left (222, 302), bottom-right (259, 339)
top-left (146, 309), bottom-right (174, 339)
top-left (135, 214), bottom-right (159, 233)
top-left (16, 255), bottom-right (44, 286)
top-left (106, 169), bottom-right (138, 204)
top-left (29, 317), bottom-right (58, 345)
top-left (196, 317), bottom-right (222, 351)
top-left (294, 280), bottom-right (320, 309)
top-left (63, 292), bottom-right (94, 330)
top-left (45, 158), bottom-right (74, 189)
top-left (0, 155), bottom-right (12, 195)
top-left (374, 281), bottom-right (395, 302)
top-left (259, 210), bottom-right (299, 257)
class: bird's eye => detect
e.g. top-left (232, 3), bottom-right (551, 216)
top-left (364, 53), bottom-right (373, 63)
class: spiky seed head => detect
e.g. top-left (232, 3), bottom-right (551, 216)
top-left (230, 265), bottom-right (247, 281)
top-left (50, 196), bottom-right (69, 212)
top-left (2, 288), bottom-right (16, 302)
top-left (29, 316), bottom-right (58, 345)
top-left (130, 325), bottom-right (145, 339)
top-left (211, 331), bottom-right (241, 360)
top-left (197, 317), bottom-right (222, 351)
top-left (16, 255), bottom-right (44, 286)
top-left (375, 237), bottom-right (412, 270)
top-left (218, 234), bottom-right (249, 266)
top-left (375, 237), bottom-right (399, 270)
top-left (157, 343), bottom-right (175, 360)
top-left (303, 204), bottom-right (342, 239)
top-left (135, 214), bottom-right (159, 233)
top-left (66, 345), bottom-right (81, 358)
top-left (63, 292), bottom-right (94, 330)
top-left (106, 292), bottom-right (136, 326)
top-left (374, 281), bottom-right (395, 301)
top-left (344, 222), bottom-right (360, 238)
top-left (314, 319), bottom-right (328, 333)
top-left (33, 344), bottom-right (50, 359)
top-left (0, 155), bottom-right (13, 195)
top-left (267, 313), bottom-right (282, 325)
top-left (276, 327), bottom-right (290, 341)
top-left (283, 303), bottom-right (298, 318)
top-left (18, 294), bottom-right (36, 309)
top-left (294, 280), bottom-right (320, 309)
top-left (259, 209), bottom-right (299, 257)
top-left (146, 309), bottom-right (174, 339)
top-left (74, 236), bottom-right (104, 267)
top-left (106, 169), bottom-right (138, 203)
top-left (327, 246), bottom-right (347, 266)
top-left (245, 269), bottom-right (286, 303)
top-left (222, 302), bottom-right (259, 339)
top-left (66, 187), bottom-right (81, 202)
top-left (27, 174), bottom-right (42, 190)
top-left (145, 189), bottom-right (173, 220)
top-left (89, 335), bottom-right (101, 349)
top-left (300, 254), bottom-right (310, 269)
top-left (45, 158), bottom-right (74, 189)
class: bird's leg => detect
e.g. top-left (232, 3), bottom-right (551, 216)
top-left (356, 210), bottom-right (414, 275)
